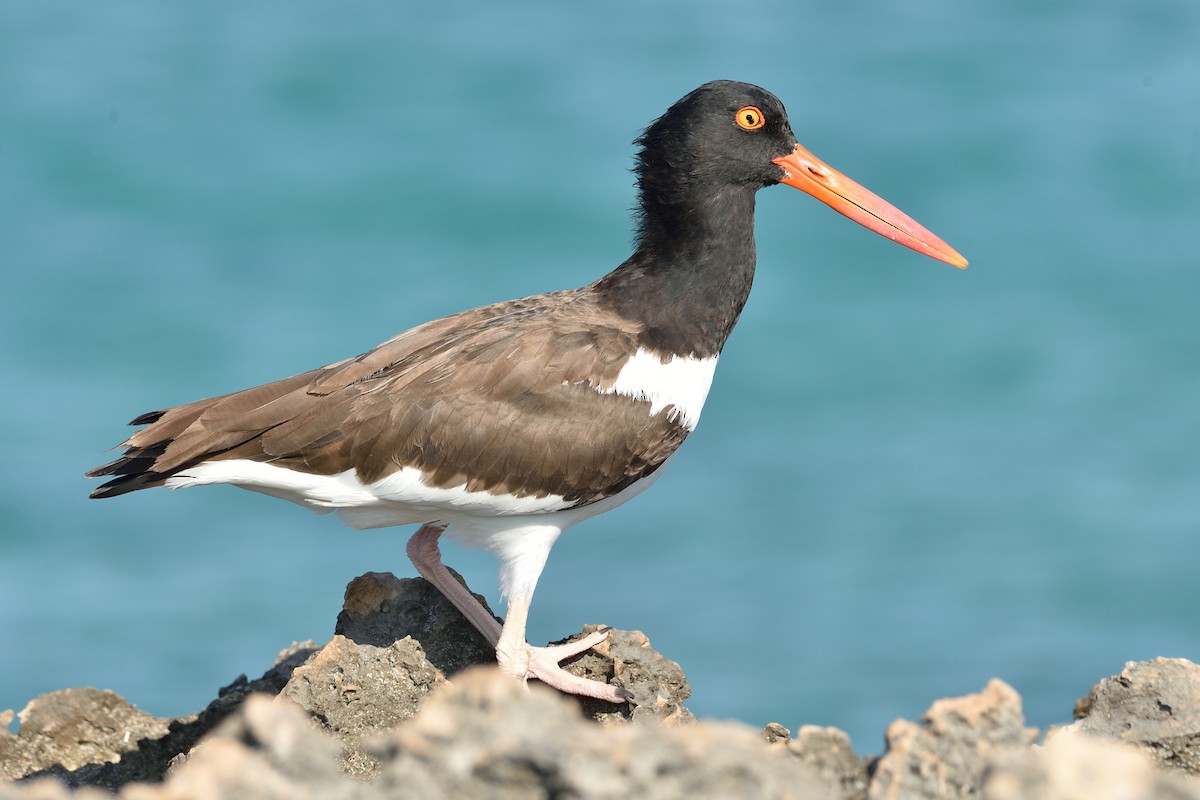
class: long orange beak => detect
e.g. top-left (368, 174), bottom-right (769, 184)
top-left (773, 143), bottom-right (968, 268)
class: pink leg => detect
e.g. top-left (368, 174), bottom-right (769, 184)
top-left (497, 590), bottom-right (632, 702)
top-left (406, 523), bottom-right (502, 644)
top-left (405, 524), bottom-right (630, 703)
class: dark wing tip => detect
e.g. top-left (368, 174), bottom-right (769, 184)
top-left (87, 441), bottom-right (171, 497)
top-left (89, 472), bottom-right (166, 499)
top-left (89, 482), bottom-right (122, 499)
top-left (86, 409), bottom-right (168, 490)
top-left (85, 459), bottom-right (123, 479)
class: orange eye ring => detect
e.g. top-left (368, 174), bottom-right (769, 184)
top-left (734, 106), bottom-right (765, 130)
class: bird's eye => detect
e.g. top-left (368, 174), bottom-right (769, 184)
top-left (734, 106), bottom-right (765, 131)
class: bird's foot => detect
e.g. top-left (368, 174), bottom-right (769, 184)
top-left (496, 627), bottom-right (632, 703)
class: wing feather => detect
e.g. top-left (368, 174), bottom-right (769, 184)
top-left (88, 288), bottom-right (684, 505)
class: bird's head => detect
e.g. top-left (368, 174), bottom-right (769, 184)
top-left (635, 80), bottom-right (967, 268)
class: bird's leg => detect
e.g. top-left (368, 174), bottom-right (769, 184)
top-left (406, 523), bottom-right (502, 644)
top-left (497, 590), bottom-right (632, 703)
top-left (405, 523), bottom-right (629, 703)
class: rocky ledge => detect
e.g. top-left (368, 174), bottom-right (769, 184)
top-left (3, 571), bottom-right (1199, 799)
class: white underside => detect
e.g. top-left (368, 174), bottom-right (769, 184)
top-left (165, 455), bottom-right (671, 601)
top-left (166, 460), bottom-right (576, 522)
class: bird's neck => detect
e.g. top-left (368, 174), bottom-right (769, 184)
top-left (594, 185), bottom-right (758, 359)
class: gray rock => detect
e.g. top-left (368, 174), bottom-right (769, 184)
top-left (334, 571), bottom-right (496, 677)
top-left (147, 695), bottom-right (356, 800)
top-left (762, 722), bottom-right (792, 744)
top-left (558, 626), bottom-right (695, 726)
top-left (983, 730), bottom-right (1200, 800)
top-left (10, 564), bottom-right (1200, 800)
top-left (15, 673), bottom-right (822, 800)
top-left (786, 726), bottom-right (869, 800)
top-left (0, 568), bottom-right (699, 794)
top-left (0, 641), bottom-right (318, 790)
top-left (1068, 657), bottom-right (1200, 776)
top-left (279, 634), bottom-right (445, 778)
top-left (0, 689), bottom-right (169, 781)
top-left (0, 778), bottom-right (111, 800)
top-left (867, 678), bottom-right (1038, 800)
top-left (333, 572), bottom-right (694, 725)
top-left (372, 667), bottom-right (833, 800)
top-left (0, 677), bottom-right (831, 800)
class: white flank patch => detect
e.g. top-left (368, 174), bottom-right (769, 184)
top-left (163, 460), bottom-right (574, 528)
top-left (599, 349), bottom-right (718, 430)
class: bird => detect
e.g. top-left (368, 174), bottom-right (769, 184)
top-left (87, 80), bottom-right (966, 703)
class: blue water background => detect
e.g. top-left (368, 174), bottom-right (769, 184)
top-left (3, 1), bottom-right (1198, 751)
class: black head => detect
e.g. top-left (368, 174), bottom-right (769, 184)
top-left (634, 80), bottom-right (799, 206)
top-left (634, 80), bottom-right (968, 268)
top-left (602, 80), bottom-right (966, 357)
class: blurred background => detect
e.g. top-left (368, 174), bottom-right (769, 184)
top-left (2, 1), bottom-right (1198, 752)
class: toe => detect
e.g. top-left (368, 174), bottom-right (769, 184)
top-left (543, 628), bottom-right (612, 660)
top-left (527, 658), bottom-right (630, 703)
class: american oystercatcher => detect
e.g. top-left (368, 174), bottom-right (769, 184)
top-left (88, 81), bottom-right (966, 702)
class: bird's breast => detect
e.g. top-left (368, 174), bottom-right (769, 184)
top-left (591, 348), bottom-right (719, 432)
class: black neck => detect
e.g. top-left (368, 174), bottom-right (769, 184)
top-left (593, 184), bottom-right (758, 359)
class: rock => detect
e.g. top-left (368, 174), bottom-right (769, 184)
top-left (335, 571), bottom-right (496, 677)
top-left (333, 571), bottom-right (693, 726)
top-left (1, 671), bottom-right (824, 800)
top-left (867, 678), bottom-right (1038, 800)
top-left (558, 626), bottom-right (695, 726)
top-left (1068, 657), bottom-right (1200, 776)
top-left (983, 730), bottom-right (1200, 800)
top-left (786, 726), bottom-right (869, 800)
top-left (0, 570), bottom-right (696, 794)
top-left (0, 641), bottom-right (318, 790)
top-left (148, 695), bottom-right (347, 800)
top-left (279, 634), bottom-right (445, 777)
top-left (9, 566), bottom-right (1200, 800)
top-left (371, 667), bottom-right (834, 799)
top-left (0, 778), bottom-right (112, 800)
top-left (0, 689), bottom-right (169, 781)
top-left (763, 722), bottom-right (791, 743)
top-left (0, 674), bottom-right (832, 799)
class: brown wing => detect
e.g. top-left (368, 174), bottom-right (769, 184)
top-left (88, 289), bottom-right (689, 505)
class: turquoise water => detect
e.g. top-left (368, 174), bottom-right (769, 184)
top-left (3, 2), bottom-right (1198, 750)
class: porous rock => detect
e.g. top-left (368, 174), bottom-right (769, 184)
top-left (1, 642), bottom-right (318, 790)
top-left (11, 566), bottom-right (1200, 800)
top-left (0, 779), bottom-right (111, 800)
top-left (334, 571), bottom-right (496, 677)
top-left (559, 626), bottom-right (695, 726)
top-left (2, 672), bottom-right (827, 800)
top-left (1068, 657), bottom-right (1200, 776)
top-left (866, 678), bottom-right (1037, 800)
top-left (332, 571), bottom-right (694, 727)
top-left (762, 721), bottom-right (792, 744)
top-left (0, 570), bottom-right (696, 794)
top-left (0, 689), bottom-right (169, 781)
top-left (786, 726), bottom-right (869, 800)
top-left (372, 667), bottom-right (833, 799)
top-left (279, 634), bottom-right (444, 778)
top-left (983, 729), bottom-right (1200, 800)
top-left (146, 694), bottom-right (349, 800)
